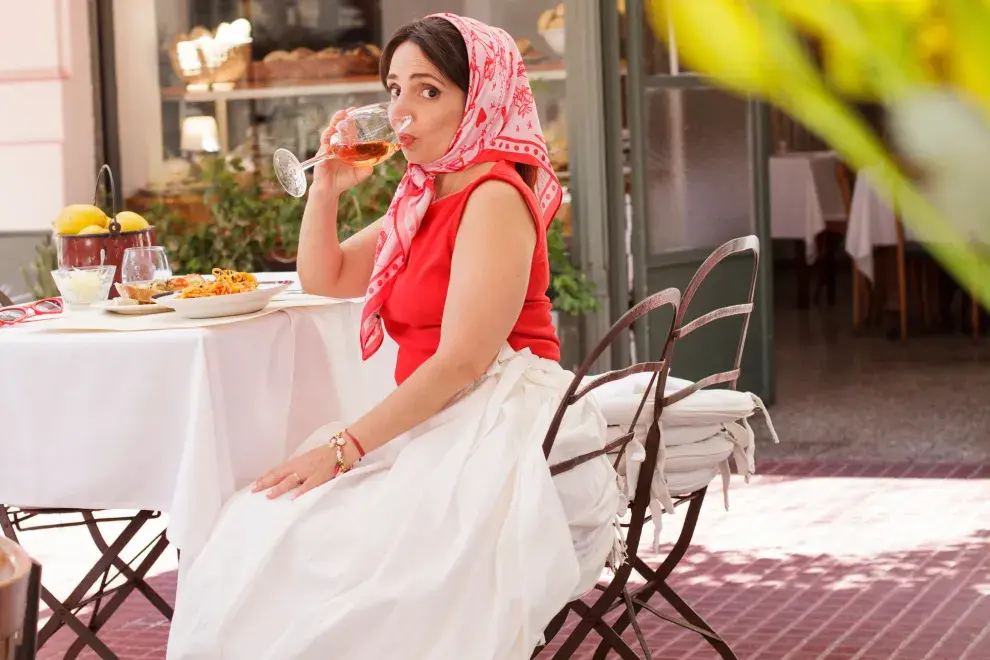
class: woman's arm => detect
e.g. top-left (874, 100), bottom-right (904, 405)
top-left (296, 106), bottom-right (381, 299)
top-left (255, 179), bottom-right (538, 498)
top-left (296, 186), bottom-right (382, 299)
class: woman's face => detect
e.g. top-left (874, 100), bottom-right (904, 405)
top-left (386, 42), bottom-right (467, 165)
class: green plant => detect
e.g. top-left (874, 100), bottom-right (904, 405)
top-left (148, 155), bottom-right (405, 274)
top-left (547, 217), bottom-right (599, 315)
top-left (21, 234), bottom-right (59, 299)
top-left (149, 158), bottom-right (272, 274)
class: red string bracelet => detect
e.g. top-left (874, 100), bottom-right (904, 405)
top-left (343, 429), bottom-right (366, 458)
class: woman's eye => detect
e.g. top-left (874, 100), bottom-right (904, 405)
top-left (388, 86), bottom-right (400, 98)
top-left (421, 87), bottom-right (439, 99)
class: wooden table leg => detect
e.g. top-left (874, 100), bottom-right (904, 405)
top-left (853, 264), bottom-right (862, 330)
top-left (973, 291), bottom-right (980, 340)
top-left (895, 218), bottom-right (908, 341)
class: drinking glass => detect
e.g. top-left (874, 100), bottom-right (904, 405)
top-left (121, 246), bottom-right (172, 285)
top-left (273, 102), bottom-right (411, 198)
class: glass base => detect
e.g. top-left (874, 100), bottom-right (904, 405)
top-left (273, 148), bottom-right (308, 198)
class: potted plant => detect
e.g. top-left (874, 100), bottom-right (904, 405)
top-left (547, 216), bottom-right (598, 328)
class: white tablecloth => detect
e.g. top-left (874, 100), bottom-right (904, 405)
top-left (845, 169), bottom-right (902, 282)
top-left (845, 168), bottom-right (944, 282)
top-left (0, 302), bottom-right (397, 563)
top-left (770, 151), bottom-right (847, 262)
top-left (846, 168), bottom-right (986, 282)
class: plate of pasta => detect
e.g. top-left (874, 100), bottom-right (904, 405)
top-left (152, 269), bottom-right (291, 318)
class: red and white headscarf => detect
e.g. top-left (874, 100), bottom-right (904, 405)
top-left (359, 13), bottom-right (563, 360)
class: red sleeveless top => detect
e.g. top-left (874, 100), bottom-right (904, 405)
top-left (379, 161), bottom-right (560, 385)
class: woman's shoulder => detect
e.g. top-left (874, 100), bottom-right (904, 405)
top-left (458, 174), bottom-right (537, 245)
top-left (464, 162), bottom-right (539, 213)
top-left (434, 160), bottom-right (543, 248)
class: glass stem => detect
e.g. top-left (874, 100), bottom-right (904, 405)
top-left (299, 149), bottom-right (332, 173)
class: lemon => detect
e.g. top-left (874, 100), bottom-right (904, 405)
top-left (77, 224), bottom-right (110, 235)
top-left (53, 205), bottom-right (109, 235)
top-left (114, 211), bottom-right (150, 232)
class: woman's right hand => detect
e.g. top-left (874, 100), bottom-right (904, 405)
top-left (311, 107), bottom-right (374, 196)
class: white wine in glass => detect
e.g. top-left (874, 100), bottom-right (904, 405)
top-left (273, 102), bottom-right (411, 197)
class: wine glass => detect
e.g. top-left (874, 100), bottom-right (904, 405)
top-left (121, 246), bottom-right (172, 285)
top-left (273, 102), bottom-right (411, 198)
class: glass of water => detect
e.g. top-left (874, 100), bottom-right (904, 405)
top-left (121, 246), bottom-right (172, 284)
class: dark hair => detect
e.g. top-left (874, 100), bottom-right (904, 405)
top-left (380, 17), bottom-right (538, 190)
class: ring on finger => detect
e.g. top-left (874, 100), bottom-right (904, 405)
top-left (291, 472), bottom-right (303, 484)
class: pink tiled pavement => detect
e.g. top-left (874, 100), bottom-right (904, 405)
top-left (24, 461), bottom-right (990, 659)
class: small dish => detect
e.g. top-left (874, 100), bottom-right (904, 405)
top-left (93, 297), bottom-right (173, 315)
top-left (50, 266), bottom-right (116, 309)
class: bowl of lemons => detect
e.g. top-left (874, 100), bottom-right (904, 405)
top-left (53, 164), bottom-right (160, 297)
top-left (52, 204), bottom-right (156, 297)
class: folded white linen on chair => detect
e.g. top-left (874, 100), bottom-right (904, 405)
top-left (593, 374), bottom-right (778, 433)
top-left (589, 372), bottom-right (780, 551)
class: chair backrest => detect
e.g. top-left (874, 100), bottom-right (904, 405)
top-left (0, 538), bottom-right (31, 660)
top-left (542, 286), bottom-right (681, 464)
top-left (541, 235), bottom-right (761, 561)
top-left (663, 235), bottom-right (761, 406)
top-left (622, 236), bottom-right (760, 554)
top-left (541, 288), bottom-right (681, 560)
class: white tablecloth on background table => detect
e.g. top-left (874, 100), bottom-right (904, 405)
top-left (770, 151), bottom-right (848, 262)
top-left (844, 167), bottom-right (948, 282)
top-left (845, 169), bottom-right (902, 282)
top-left (0, 301), bottom-right (397, 564)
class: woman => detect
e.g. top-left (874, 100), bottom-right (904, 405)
top-left (166, 14), bottom-right (620, 660)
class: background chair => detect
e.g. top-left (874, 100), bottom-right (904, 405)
top-left (0, 537), bottom-right (39, 660)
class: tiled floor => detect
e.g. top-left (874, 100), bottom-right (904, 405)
top-left (20, 461), bottom-right (990, 660)
top-left (755, 302), bottom-right (990, 465)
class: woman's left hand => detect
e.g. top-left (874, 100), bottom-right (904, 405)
top-left (252, 446), bottom-right (339, 500)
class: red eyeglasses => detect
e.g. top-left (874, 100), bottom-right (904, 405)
top-left (0, 298), bottom-right (63, 327)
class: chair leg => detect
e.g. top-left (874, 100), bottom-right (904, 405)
top-left (796, 240), bottom-right (811, 309)
top-left (652, 579), bottom-right (738, 659)
top-left (554, 601), bottom-right (642, 660)
top-left (920, 262), bottom-right (932, 331)
top-left (896, 242), bottom-right (908, 341)
top-left (549, 563), bottom-right (635, 659)
top-left (531, 607), bottom-right (570, 659)
top-left (853, 263), bottom-right (862, 330)
top-left (823, 232), bottom-right (837, 306)
top-left (595, 489), bottom-right (712, 659)
top-left (909, 263), bottom-right (921, 331)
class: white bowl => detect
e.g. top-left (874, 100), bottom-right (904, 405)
top-left (540, 27), bottom-right (565, 56)
top-left (152, 281), bottom-right (290, 319)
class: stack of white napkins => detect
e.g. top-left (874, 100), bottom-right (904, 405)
top-left (587, 373), bottom-right (779, 550)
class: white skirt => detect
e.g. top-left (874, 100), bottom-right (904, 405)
top-left (166, 347), bottom-right (621, 660)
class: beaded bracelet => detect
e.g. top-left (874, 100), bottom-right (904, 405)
top-left (327, 429), bottom-right (366, 476)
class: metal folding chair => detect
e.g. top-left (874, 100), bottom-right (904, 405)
top-left (0, 507), bottom-right (172, 659)
top-left (535, 235), bottom-right (760, 659)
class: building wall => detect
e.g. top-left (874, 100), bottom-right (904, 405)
top-left (0, 0), bottom-right (96, 301)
